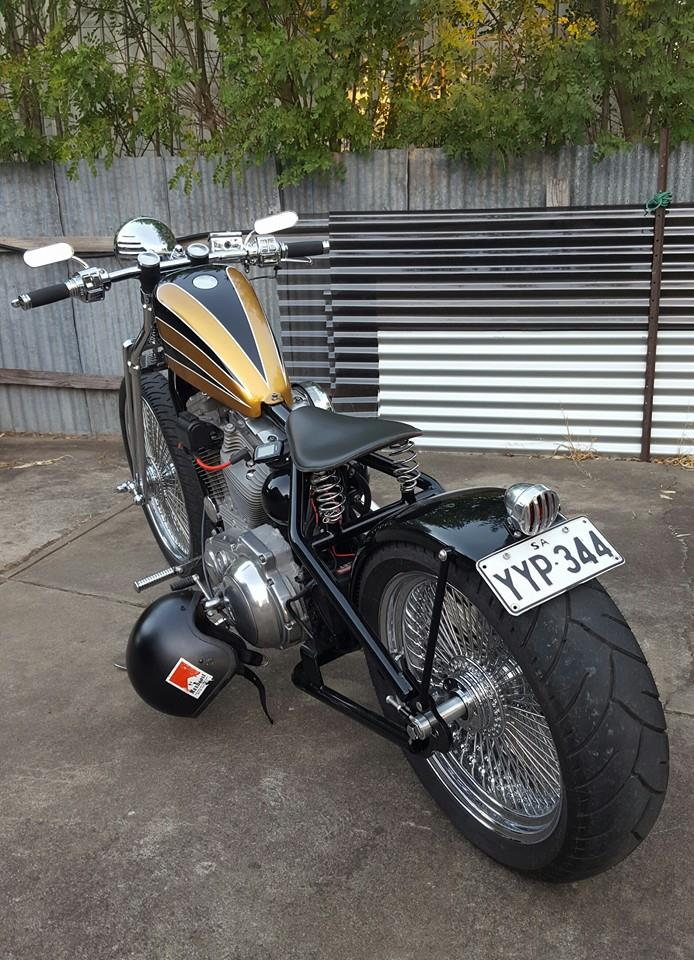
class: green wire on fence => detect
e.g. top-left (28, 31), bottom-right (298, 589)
top-left (644, 191), bottom-right (673, 215)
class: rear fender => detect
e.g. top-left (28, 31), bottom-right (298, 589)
top-left (350, 487), bottom-right (519, 595)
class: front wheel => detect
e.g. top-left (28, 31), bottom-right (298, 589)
top-left (355, 543), bottom-right (668, 881)
top-left (119, 372), bottom-right (206, 567)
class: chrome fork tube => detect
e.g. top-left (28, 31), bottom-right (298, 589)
top-left (122, 295), bottom-right (154, 504)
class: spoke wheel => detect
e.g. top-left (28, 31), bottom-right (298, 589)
top-left (357, 541), bottom-right (668, 880)
top-left (380, 572), bottom-right (562, 843)
top-left (119, 372), bottom-right (206, 567)
top-left (141, 399), bottom-right (191, 563)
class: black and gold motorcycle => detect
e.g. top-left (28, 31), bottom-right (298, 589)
top-left (12, 211), bottom-right (668, 881)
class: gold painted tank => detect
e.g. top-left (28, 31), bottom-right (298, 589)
top-left (154, 264), bottom-right (292, 418)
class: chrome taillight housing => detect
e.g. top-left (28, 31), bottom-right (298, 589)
top-left (504, 483), bottom-right (560, 536)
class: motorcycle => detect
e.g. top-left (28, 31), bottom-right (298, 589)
top-left (12, 211), bottom-right (668, 882)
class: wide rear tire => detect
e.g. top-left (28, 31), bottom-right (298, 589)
top-left (355, 542), bottom-right (668, 881)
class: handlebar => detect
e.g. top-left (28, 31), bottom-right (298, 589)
top-left (21, 282), bottom-right (72, 309)
top-left (283, 238), bottom-right (328, 258)
top-left (11, 234), bottom-right (329, 311)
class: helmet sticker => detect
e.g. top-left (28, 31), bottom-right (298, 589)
top-left (165, 657), bottom-right (214, 699)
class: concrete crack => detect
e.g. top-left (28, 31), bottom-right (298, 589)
top-left (10, 576), bottom-right (145, 610)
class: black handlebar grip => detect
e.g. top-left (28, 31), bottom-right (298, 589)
top-left (284, 239), bottom-right (328, 258)
top-left (26, 282), bottom-right (71, 308)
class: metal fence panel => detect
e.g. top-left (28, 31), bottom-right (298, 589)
top-left (327, 206), bottom-right (694, 455)
top-left (54, 157), bottom-right (171, 236)
top-left (276, 219), bottom-right (331, 390)
top-left (380, 327), bottom-right (694, 456)
top-left (378, 328), bottom-right (649, 454)
top-left (378, 329), bottom-right (694, 456)
top-left (282, 150), bottom-right (408, 215)
top-left (652, 329), bottom-right (694, 456)
top-left (3, 146), bottom-right (694, 440)
top-left (0, 163), bottom-right (92, 432)
top-left (408, 143), bottom-right (694, 211)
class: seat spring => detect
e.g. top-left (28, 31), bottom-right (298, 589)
top-left (387, 439), bottom-right (420, 494)
top-left (310, 470), bottom-right (346, 525)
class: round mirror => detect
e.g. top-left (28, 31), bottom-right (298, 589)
top-left (114, 217), bottom-right (177, 264)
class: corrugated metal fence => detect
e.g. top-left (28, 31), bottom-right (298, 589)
top-left (307, 207), bottom-right (693, 456)
top-left (0, 157), bottom-right (281, 434)
top-left (2, 144), bottom-right (694, 452)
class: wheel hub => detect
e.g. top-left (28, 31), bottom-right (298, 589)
top-left (146, 458), bottom-right (177, 487)
top-left (445, 658), bottom-right (505, 737)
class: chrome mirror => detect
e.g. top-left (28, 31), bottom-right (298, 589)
top-left (253, 211), bottom-right (298, 235)
top-left (114, 217), bottom-right (177, 264)
top-left (24, 242), bottom-right (74, 268)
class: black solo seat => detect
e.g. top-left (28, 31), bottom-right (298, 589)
top-left (286, 405), bottom-right (421, 472)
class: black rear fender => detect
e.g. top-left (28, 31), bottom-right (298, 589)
top-left (350, 487), bottom-right (518, 597)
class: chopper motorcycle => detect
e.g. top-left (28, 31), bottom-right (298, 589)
top-left (12, 211), bottom-right (668, 881)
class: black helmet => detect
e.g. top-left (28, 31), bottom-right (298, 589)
top-left (126, 589), bottom-right (239, 717)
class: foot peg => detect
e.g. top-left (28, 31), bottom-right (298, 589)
top-left (116, 479), bottom-right (143, 505)
top-left (133, 565), bottom-right (184, 593)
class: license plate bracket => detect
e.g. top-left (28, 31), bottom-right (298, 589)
top-left (476, 516), bottom-right (623, 616)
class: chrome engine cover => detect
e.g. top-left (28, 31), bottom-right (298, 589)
top-left (203, 524), bottom-right (303, 648)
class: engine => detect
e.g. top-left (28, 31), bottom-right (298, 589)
top-left (188, 398), bottom-right (304, 649)
top-left (203, 524), bottom-right (304, 649)
top-left (213, 419), bottom-right (272, 529)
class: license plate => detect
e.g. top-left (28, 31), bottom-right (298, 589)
top-left (477, 517), bottom-right (623, 616)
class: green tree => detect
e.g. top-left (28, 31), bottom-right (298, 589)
top-left (0, 0), bottom-right (692, 182)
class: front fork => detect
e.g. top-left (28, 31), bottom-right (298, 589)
top-left (119, 295), bottom-right (155, 506)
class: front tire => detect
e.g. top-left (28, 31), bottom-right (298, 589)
top-left (355, 542), bottom-right (668, 881)
top-left (119, 372), bottom-right (206, 567)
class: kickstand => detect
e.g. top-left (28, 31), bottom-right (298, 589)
top-left (240, 665), bottom-right (274, 724)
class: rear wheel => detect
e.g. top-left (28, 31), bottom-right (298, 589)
top-left (119, 372), bottom-right (206, 566)
top-left (356, 542), bottom-right (668, 881)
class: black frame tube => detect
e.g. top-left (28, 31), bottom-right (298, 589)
top-left (288, 465), bottom-right (415, 701)
top-left (419, 549), bottom-right (451, 698)
top-left (292, 660), bottom-right (413, 747)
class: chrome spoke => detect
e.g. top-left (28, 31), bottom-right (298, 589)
top-left (382, 572), bottom-right (563, 844)
top-left (140, 399), bottom-right (191, 561)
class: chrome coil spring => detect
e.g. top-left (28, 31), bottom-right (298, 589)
top-left (311, 469), bottom-right (346, 525)
top-left (387, 438), bottom-right (420, 495)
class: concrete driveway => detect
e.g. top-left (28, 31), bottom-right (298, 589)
top-left (1, 435), bottom-right (692, 960)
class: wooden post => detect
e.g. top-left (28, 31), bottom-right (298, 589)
top-left (640, 128), bottom-right (670, 462)
top-left (0, 368), bottom-right (121, 391)
top-left (546, 177), bottom-right (570, 207)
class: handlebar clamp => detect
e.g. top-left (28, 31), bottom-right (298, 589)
top-left (71, 267), bottom-right (111, 303)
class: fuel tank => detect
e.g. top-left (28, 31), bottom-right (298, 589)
top-left (154, 264), bottom-right (292, 418)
